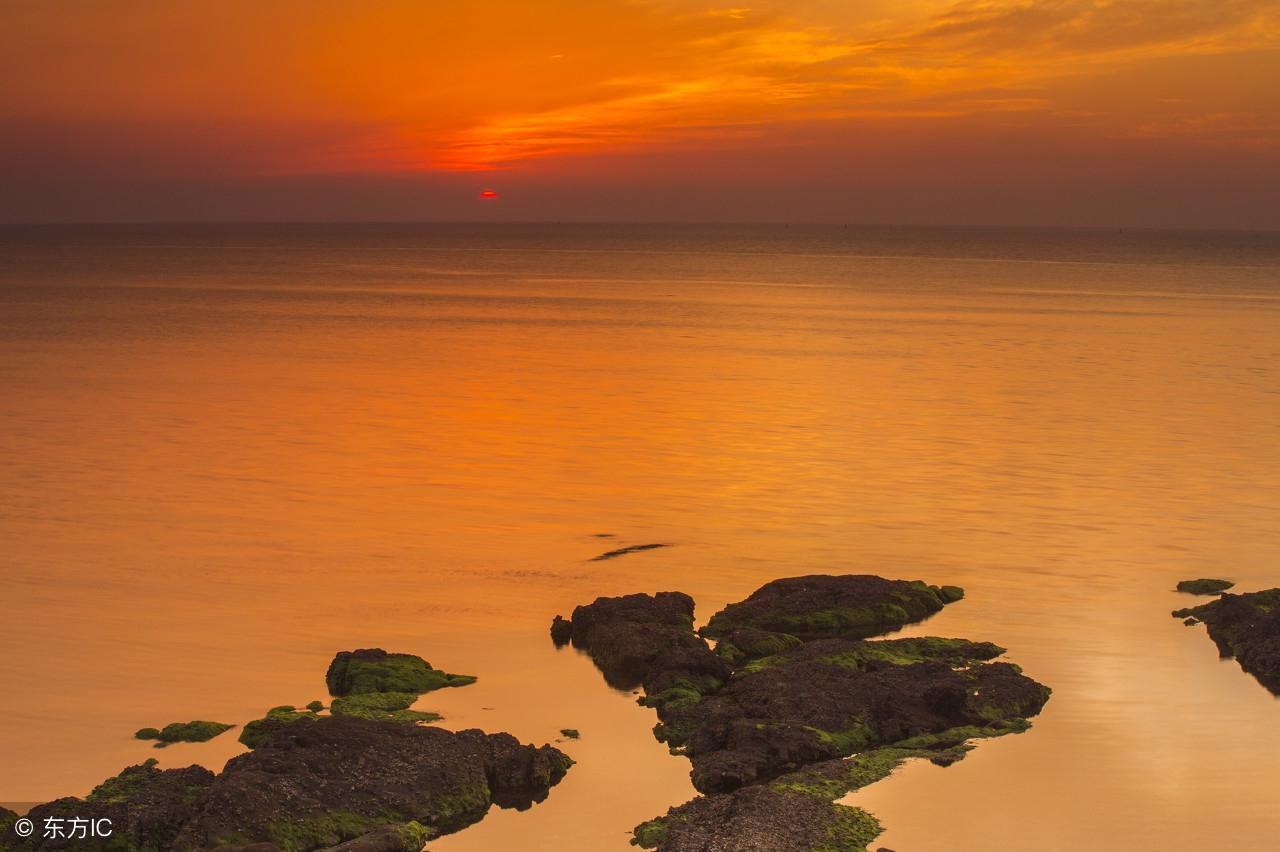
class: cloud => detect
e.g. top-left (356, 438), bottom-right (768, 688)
top-left (382, 0), bottom-right (1280, 171)
top-left (1, 0), bottom-right (1278, 181)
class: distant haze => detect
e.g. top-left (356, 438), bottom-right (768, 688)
top-left (2, 0), bottom-right (1278, 228)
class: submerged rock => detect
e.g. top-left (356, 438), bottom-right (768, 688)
top-left (556, 574), bottom-right (1049, 851)
top-left (134, 720), bottom-right (234, 747)
top-left (1175, 578), bottom-right (1234, 595)
top-left (590, 543), bottom-right (669, 561)
top-left (325, 649), bottom-right (476, 697)
top-left (1173, 587), bottom-right (1280, 694)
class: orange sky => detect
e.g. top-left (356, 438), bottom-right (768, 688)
top-left (2, 0), bottom-right (1278, 226)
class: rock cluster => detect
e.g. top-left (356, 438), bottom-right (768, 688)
top-left (1174, 587), bottom-right (1280, 694)
top-left (5, 652), bottom-right (568, 852)
top-left (551, 574), bottom-right (1051, 852)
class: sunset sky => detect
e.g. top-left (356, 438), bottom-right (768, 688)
top-left (3, 0), bottom-right (1278, 227)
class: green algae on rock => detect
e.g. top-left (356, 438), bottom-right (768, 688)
top-left (701, 575), bottom-right (962, 643)
top-left (178, 716), bottom-right (572, 851)
top-left (633, 784), bottom-right (882, 852)
top-left (8, 717), bottom-right (573, 852)
top-left (239, 704), bottom-right (322, 749)
top-left (326, 648), bottom-right (476, 697)
top-left (330, 691), bottom-right (442, 723)
top-left (1173, 587), bottom-right (1280, 695)
top-left (13, 759), bottom-right (217, 851)
top-left (555, 574), bottom-right (1049, 852)
top-left (632, 724), bottom-right (1026, 852)
top-left (133, 720), bottom-right (234, 747)
top-left (1175, 578), bottom-right (1235, 595)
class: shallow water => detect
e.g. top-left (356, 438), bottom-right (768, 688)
top-left (1, 224), bottom-right (1278, 850)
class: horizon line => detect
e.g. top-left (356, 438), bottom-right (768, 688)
top-left (3, 219), bottom-right (1278, 235)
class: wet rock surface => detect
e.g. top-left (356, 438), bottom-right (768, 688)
top-left (4, 717), bottom-right (570, 852)
top-left (325, 649), bottom-right (476, 697)
top-left (9, 759), bottom-right (216, 851)
top-left (1174, 587), bottom-right (1280, 695)
top-left (554, 592), bottom-right (732, 691)
top-left (135, 720), bottom-right (235, 747)
top-left (702, 575), bottom-right (962, 642)
top-left (1175, 578), bottom-right (1235, 595)
top-left (178, 715), bottom-right (571, 850)
top-left (632, 785), bottom-right (880, 852)
top-left (6, 650), bottom-right (567, 852)
top-left (553, 573), bottom-right (1050, 851)
top-left (685, 641), bottom-right (1046, 792)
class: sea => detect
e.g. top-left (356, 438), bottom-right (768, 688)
top-left (1, 223), bottom-right (1278, 850)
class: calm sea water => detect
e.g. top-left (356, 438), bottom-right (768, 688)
top-left (1, 224), bottom-right (1278, 850)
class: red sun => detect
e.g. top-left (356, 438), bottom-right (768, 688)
top-left (478, 189), bottom-right (498, 200)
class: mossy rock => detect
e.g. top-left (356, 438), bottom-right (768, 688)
top-left (330, 692), bottom-right (442, 723)
top-left (702, 575), bottom-right (961, 642)
top-left (135, 720), bottom-right (234, 747)
top-left (326, 648), bottom-right (476, 697)
top-left (240, 705), bottom-right (321, 749)
top-left (631, 786), bottom-right (882, 852)
top-left (1175, 578), bottom-right (1234, 595)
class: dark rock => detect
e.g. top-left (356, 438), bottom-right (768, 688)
top-left (550, 615), bottom-right (573, 646)
top-left (685, 646), bottom-right (1047, 793)
top-left (239, 704), bottom-right (321, 749)
top-left (1174, 588), bottom-right (1280, 694)
top-left (632, 785), bottom-right (880, 851)
top-left (11, 717), bottom-right (571, 851)
top-left (558, 592), bottom-right (731, 692)
top-left (556, 574), bottom-right (1049, 851)
top-left (1, 807), bottom-right (19, 838)
top-left (711, 628), bottom-right (803, 665)
top-left (560, 728), bottom-right (580, 739)
top-left (319, 823), bottom-right (431, 851)
top-left (1175, 578), bottom-right (1234, 595)
top-left (175, 715), bottom-right (571, 850)
top-left (590, 542), bottom-right (668, 561)
top-left (10, 759), bottom-right (215, 851)
top-left (325, 648), bottom-right (476, 697)
top-left (702, 575), bottom-right (961, 642)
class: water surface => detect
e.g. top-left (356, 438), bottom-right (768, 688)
top-left (1, 224), bottom-right (1278, 850)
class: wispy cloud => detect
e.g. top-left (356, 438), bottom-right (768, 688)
top-left (377, 0), bottom-right (1280, 171)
